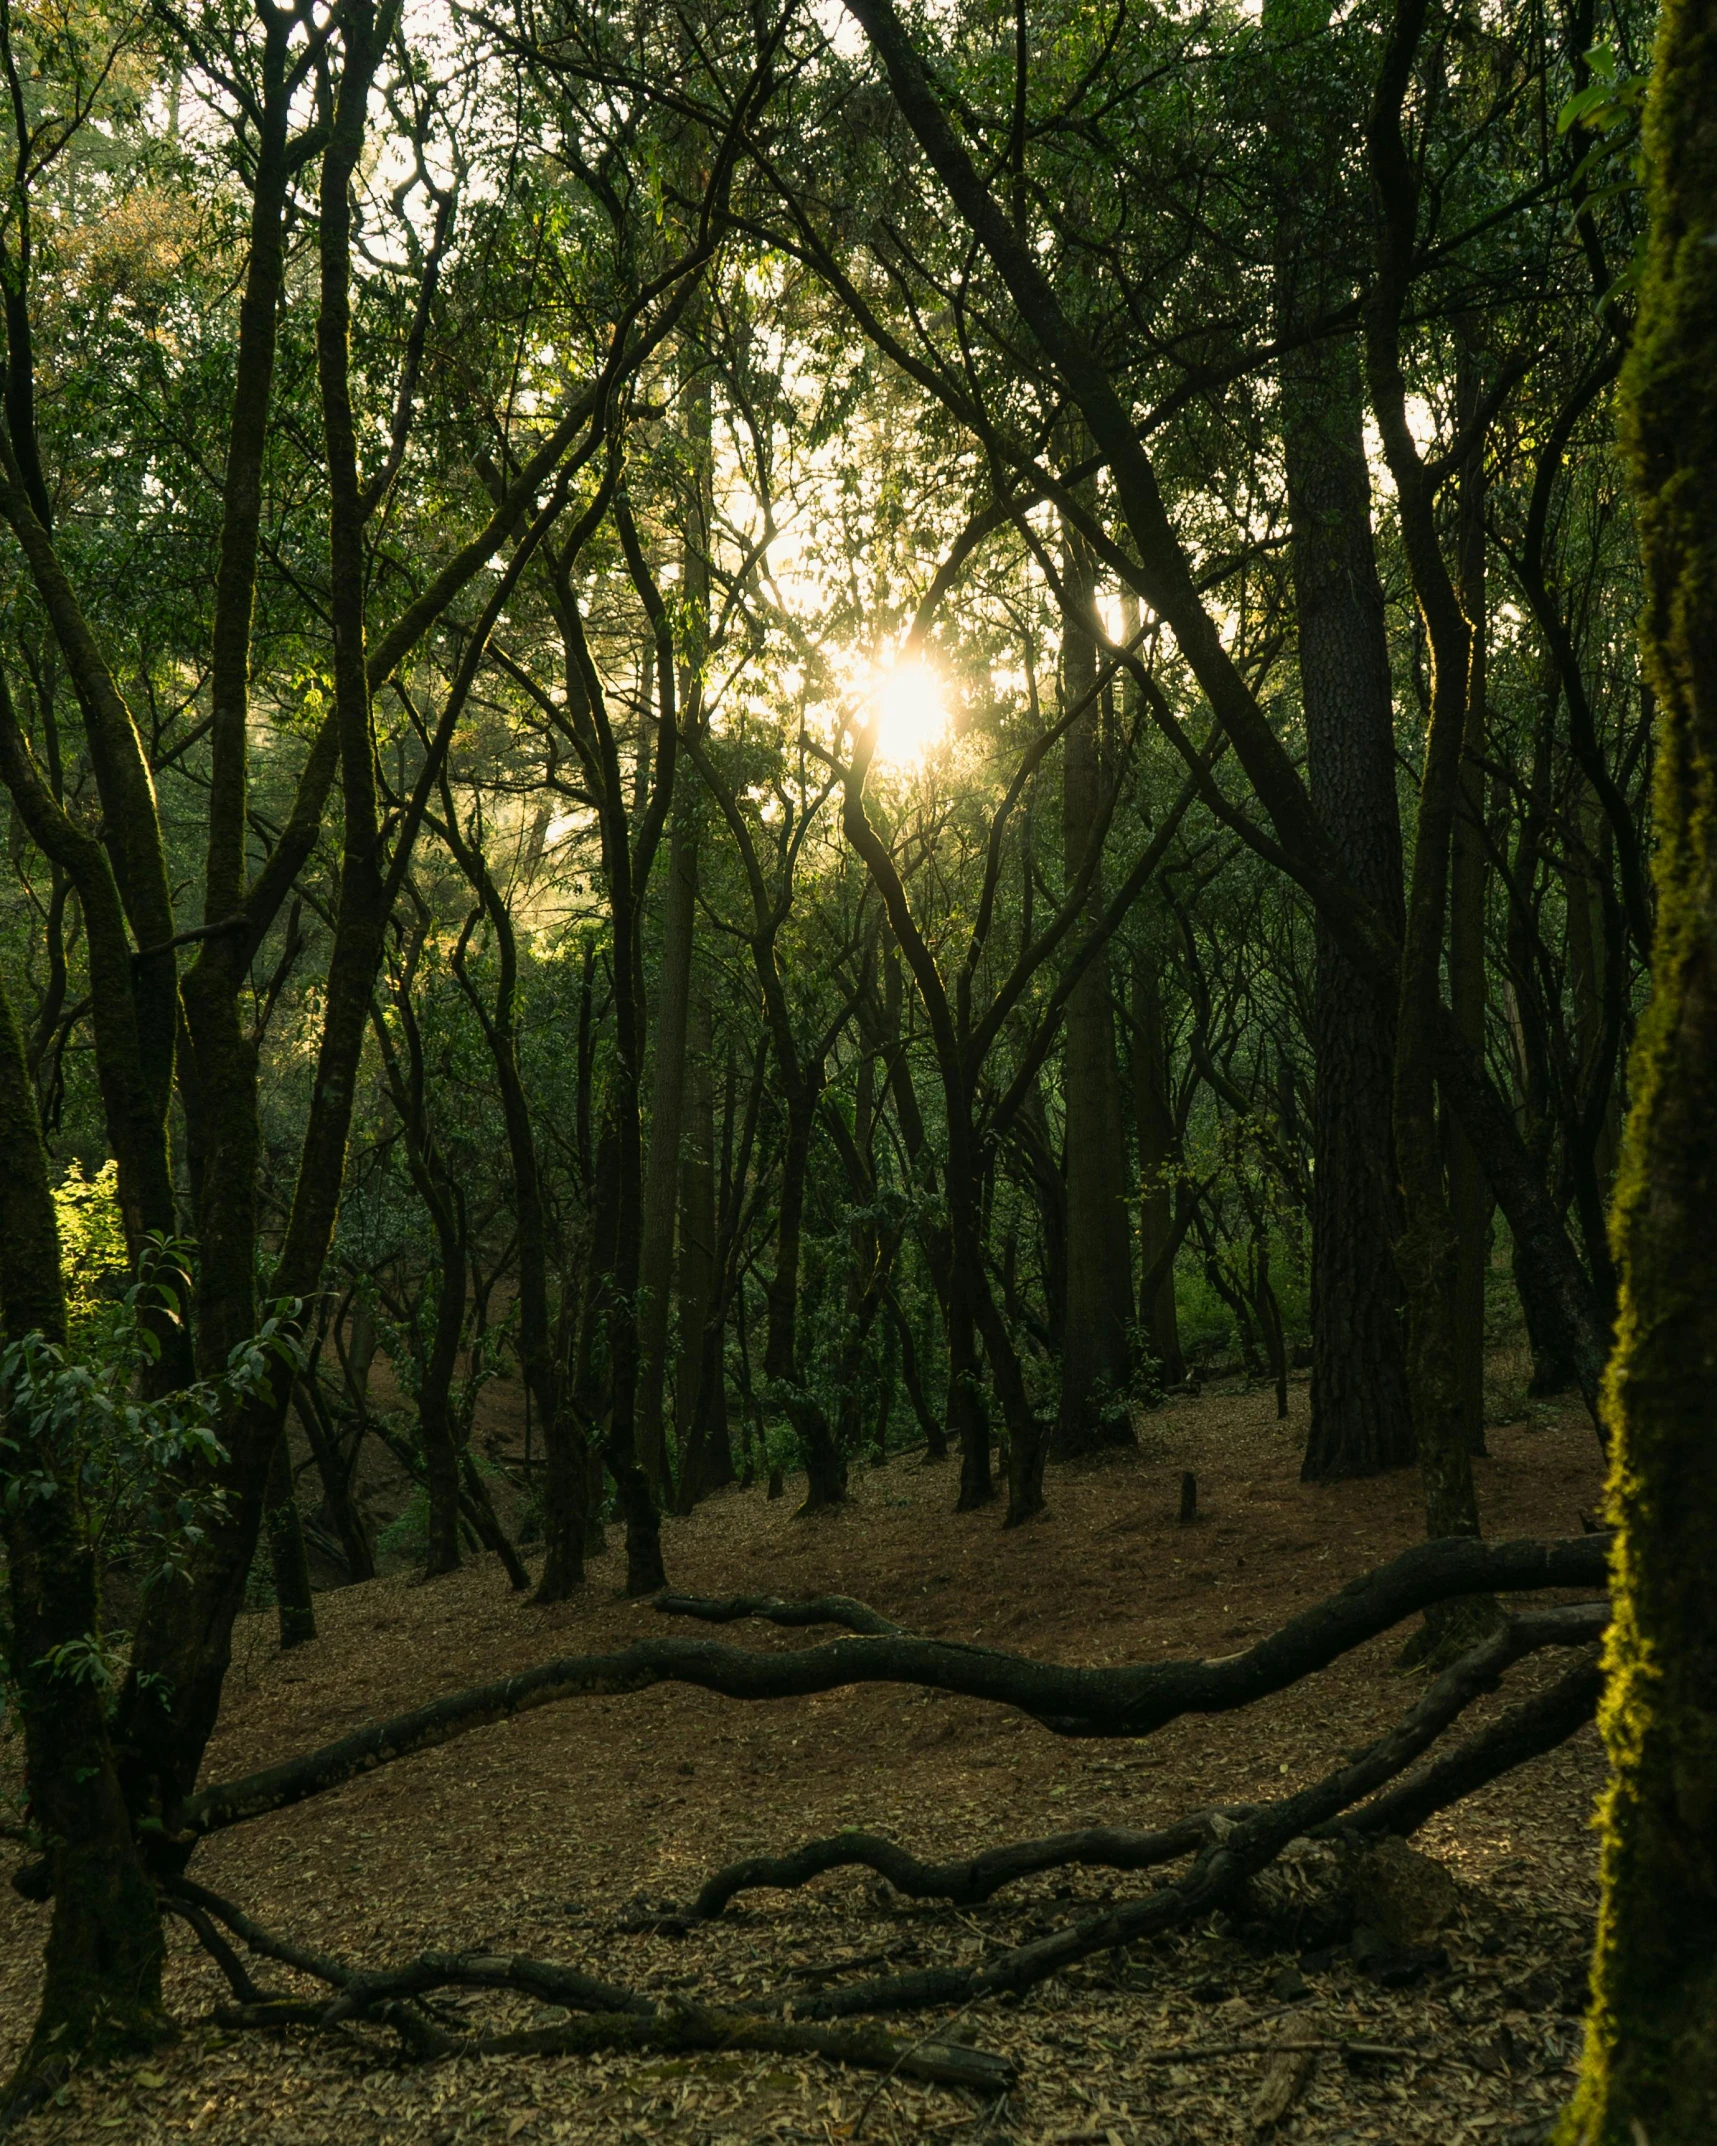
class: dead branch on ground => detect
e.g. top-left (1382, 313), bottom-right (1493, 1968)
top-left (182, 1533), bottom-right (1607, 1839)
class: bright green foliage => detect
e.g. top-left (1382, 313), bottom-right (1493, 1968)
top-left (49, 1162), bottom-right (128, 1342)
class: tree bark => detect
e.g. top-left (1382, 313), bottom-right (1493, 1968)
top-left (0, 974), bottom-right (169, 2090)
top-left (636, 793), bottom-right (700, 1494)
top-left (1564, 8), bottom-right (1717, 2133)
top-left (1056, 528), bottom-right (1135, 1452)
top-left (1130, 943), bottom-right (1185, 1382)
top-left (671, 985), bottom-right (721, 1486)
top-left (1448, 336), bottom-right (1491, 1459)
top-left (1280, 332), bottom-right (1413, 1479)
top-left (1365, 1), bottom-right (1492, 1657)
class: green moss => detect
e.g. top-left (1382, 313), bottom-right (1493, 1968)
top-left (1557, 0), bottom-right (1717, 2136)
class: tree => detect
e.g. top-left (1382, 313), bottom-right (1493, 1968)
top-left (1562, 0), bottom-right (1717, 2132)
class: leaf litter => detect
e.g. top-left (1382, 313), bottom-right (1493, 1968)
top-left (1, 1377), bottom-right (1607, 2144)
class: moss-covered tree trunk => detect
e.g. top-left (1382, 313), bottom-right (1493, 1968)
top-left (0, 975), bottom-right (168, 2102)
top-left (1562, 3), bottom-right (1717, 2136)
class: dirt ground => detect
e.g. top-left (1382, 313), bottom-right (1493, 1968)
top-left (0, 1371), bottom-right (1611, 2145)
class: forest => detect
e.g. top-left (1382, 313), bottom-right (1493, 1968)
top-left (0, 0), bottom-right (1712, 2138)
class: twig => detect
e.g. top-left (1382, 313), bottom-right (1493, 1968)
top-left (1134, 2037), bottom-right (1426, 2064)
top-left (850, 1995), bottom-right (987, 2139)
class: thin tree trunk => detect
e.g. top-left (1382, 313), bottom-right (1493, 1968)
top-left (637, 795), bottom-right (700, 1493)
top-left (1130, 943), bottom-right (1185, 1382)
top-left (1448, 337), bottom-right (1491, 1460)
top-left (766, 1094), bottom-right (847, 1512)
top-left (1366, 0), bottom-right (1494, 1656)
top-left (263, 1436), bottom-right (316, 1649)
top-left (672, 986), bottom-right (721, 1491)
top-left (293, 1372), bottom-right (374, 1582)
top-left (1056, 527), bottom-right (1134, 1452)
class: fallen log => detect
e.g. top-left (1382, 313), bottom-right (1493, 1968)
top-left (182, 1533), bottom-right (1608, 1838)
top-left (619, 1608), bottom-right (1607, 1932)
top-left (176, 1608), bottom-right (1604, 2100)
top-left (793, 1607), bottom-right (1606, 2018)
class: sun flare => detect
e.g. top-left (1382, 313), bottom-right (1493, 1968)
top-left (869, 656), bottom-right (948, 768)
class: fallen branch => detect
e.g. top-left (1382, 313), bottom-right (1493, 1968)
top-left (170, 1879), bottom-right (1014, 2093)
top-left (792, 1605), bottom-right (1607, 2019)
top-left (1336, 1652), bottom-right (1603, 1841)
top-left (632, 1815), bottom-right (1239, 1934)
top-left (1139, 2037), bottom-right (1421, 2065)
top-left (654, 1592), bottom-right (905, 1636)
top-left (184, 1534), bottom-right (1608, 1838)
top-left (168, 1609), bottom-right (1603, 2104)
top-left (631, 1611), bottom-right (1608, 1932)
top-left (209, 1995), bottom-right (1016, 2091)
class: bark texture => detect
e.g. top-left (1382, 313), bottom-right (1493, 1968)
top-left (0, 975), bottom-right (168, 2091)
top-left (1056, 531), bottom-right (1134, 1451)
top-left (1563, 6), bottom-right (1717, 2135)
top-left (1283, 335), bottom-right (1413, 1480)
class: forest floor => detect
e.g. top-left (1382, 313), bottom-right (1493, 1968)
top-left (1, 1363), bottom-right (1610, 2146)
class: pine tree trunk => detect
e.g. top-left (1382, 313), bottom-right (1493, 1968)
top-left (1562, 7), bottom-right (1717, 2132)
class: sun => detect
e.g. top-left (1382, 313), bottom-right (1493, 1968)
top-left (869, 655), bottom-right (948, 768)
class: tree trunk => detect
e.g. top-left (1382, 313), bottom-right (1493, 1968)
top-left (1448, 337), bottom-right (1491, 1460)
top-left (766, 1093), bottom-right (847, 1512)
top-left (637, 794), bottom-right (700, 1494)
top-left (263, 1432), bottom-right (317, 1650)
top-left (0, 976), bottom-right (169, 2093)
top-left (1282, 332), bottom-right (1414, 1480)
top-left (293, 1372), bottom-right (374, 1581)
top-left (1056, 528), bottom-right (1134, 1452)
top-left (416, 1241), bottom-right (467, 1579)
top-left (1365, 0), bottom-right (1495, 1660)
top-left (1130, 944), bottom-right (1185, 1382)
top-left (672, 987), bottom-right (724, 1497)
top-left (1564, 10), bottom-right (1717, 2134)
